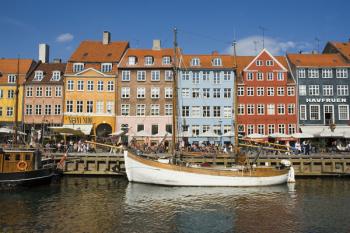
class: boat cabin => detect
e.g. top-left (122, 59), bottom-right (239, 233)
top-left (0, 149), bottom-right (35, 173)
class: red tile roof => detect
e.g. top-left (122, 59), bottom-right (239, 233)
top-left (0, 59), bottom-right (36, 84)
top-left (286, 53), bottom-right (350, 67)
top-left (327, 41), bottom-right (350, 61)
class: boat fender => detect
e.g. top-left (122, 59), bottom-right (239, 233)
top-left (280, 159), bottom-right (292, 167)
top-left (287, 166), bottom-right (296, 183)
top-left (17, 160), bottom-right (28, 171)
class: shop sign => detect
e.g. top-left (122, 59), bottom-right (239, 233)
top-left (66, 116), bottom-right (93, 124)
top-left (306, 98), bottom-right (347, 103)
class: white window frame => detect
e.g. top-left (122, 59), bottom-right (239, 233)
top-left (73, 63), bottom-right (84, 72)
top-left (338, 105), bottom-right (349, 120)
top-left (122, 70), bottom-right (131, 81)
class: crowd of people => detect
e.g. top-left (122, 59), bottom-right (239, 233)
top-left (43, 140), bottom-right (96, 153)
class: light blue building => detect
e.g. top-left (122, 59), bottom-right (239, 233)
top-left (177, 53), bottom-right (235, 145)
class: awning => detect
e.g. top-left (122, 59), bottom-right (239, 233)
top-left (222, 131), bottom-right (235, 137)
top-left (301, 125), bottom-right (350, 138)
top-left (0, 127), bottom-right (26, 135)
top-left (291, 132), bottom-right (314, 139)
top-left (109, 130), bottom-right (127, 137)
top-left (50, 124), bottom-right (93, 135)
top-left (246, 133), bottom-right (268, 139)
top-left (268, 133), bottom-right (291, 138)
top-left (198, 131), bottom-right (220, 138)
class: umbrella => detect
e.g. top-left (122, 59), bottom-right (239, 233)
top-left (246, 133), bottom-right (268, 139)
top-left (319, 130), bottom-right (344, 138)
top-left (198, 131), bottom-right (220, 138)
top-left (291, 132), bottom-right (314, 139)
top-left (268, 133), bottom-right (291, 138)
top-left (109, 130), bottom-right (126, 137)
top-left (0, 127), bottom-right (26, 135)
top-left (178, 131), bottom-right (192, 138)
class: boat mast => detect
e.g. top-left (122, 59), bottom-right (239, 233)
top-left (232, 40), bottom-right (239, 153)
top-left (171, 27), bottom-right (178, 156)
top-left (14, 56), bottom-right (20, 145)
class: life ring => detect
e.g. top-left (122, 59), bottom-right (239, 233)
top-left (17, 160), bottom-right (28, 171)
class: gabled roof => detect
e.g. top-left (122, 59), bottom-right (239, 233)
top-left (26, 62), bottom-right (66, 84)
top-left (286, 53), bottom-right (350, 67)
top-left (243, 49), bottom-right (288, 72)
top-left (324, 41), bottom-right (350, 61)
top-left (74, 67), bottom-right (114, 77)
top-left (179, 53), bottom-right (235, 69)
top-left (0, 59), bottom-right (36, 85)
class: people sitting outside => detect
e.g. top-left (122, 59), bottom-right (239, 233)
top-left (294, 141), bottom-right (301, 155)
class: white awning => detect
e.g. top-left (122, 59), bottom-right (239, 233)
top-left (0, 127), bottom-right (26, 135)
top-left (291, 132), bottom-right (314, 138)
top-left (198, 131), bottom-right (220, 138)
top-left (268, 133), bottom-right (291, 138)
top-left (301, 126), bottom-right (350, 138)
top-left (246, 133), bottom-right (268, 139)
top-left (50, 124), bottom-right (93, 135)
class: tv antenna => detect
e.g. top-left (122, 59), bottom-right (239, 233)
top-left (259, 26), bottom-right (267, 49)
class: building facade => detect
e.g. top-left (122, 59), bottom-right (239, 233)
top-left (236, 49), bottom-right (297, 137)
top-left (287, 53), bottom-right (350, 136)
top-left (177, 53), bottom-right (235, 145)
top-left (63, 31), bottom-right (129, 136)
top-left (116, 40), bottom-right (175, 144)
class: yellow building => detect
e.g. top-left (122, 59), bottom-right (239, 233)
top-left (0, 59), bottom-right (36, 128)
top-left (63, 31), bottom-right (129, 136)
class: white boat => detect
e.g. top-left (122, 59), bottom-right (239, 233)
top-left (124, 150), bottom-right (294, 187)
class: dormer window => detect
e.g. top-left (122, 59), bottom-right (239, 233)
top-left (33, 71), bottom-right (44, 81)
top-left (191, 58), bottom-right (200, 66)
top-left (162, 56), bottom-right (171, 65)
top-left (144, 56), bottom-right (154, 65)
top-left (128, 56), bottom-right (137, 65)
top-left (212, 58), bottom-right (222, 66)
top-left (8, 74), bottom-right (16, 83)
top-left (51, 71), bottom-right (61, 81)
top-left (101, 63), bottom-right (112, 72)
top-left (73, 63), bottom-right (84, 72)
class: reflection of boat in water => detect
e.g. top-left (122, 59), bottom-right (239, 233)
top-left (0, 148), bottom-right (58, 189)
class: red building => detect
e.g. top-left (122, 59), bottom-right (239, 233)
top-left (236, 49), bottom-right (297, 138)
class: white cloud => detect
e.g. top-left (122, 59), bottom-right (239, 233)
top-left (226, 35), bottom-right (312, 56)
top-left (56, 33), bottom-right (74, 43)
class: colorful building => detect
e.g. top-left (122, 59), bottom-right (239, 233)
top-left (177, 52), bottom-right (235, 145)
top-left (0, 58), bottom-right (36, 128)
top-left (236, 49), bottom-right (297, 138)
top-left (63, 31), bottom-right (129, 136)
top-left (116, 40), bottom-right (175, 144)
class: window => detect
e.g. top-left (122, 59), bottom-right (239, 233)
top-left (182, 71), bottom-right (190, 80)
top-left (121, 87), bottom-right (130, 98)
top-left (309, 105), bottom-right (320, 120)
top-left (77, 80), bottom-right (84, 91)
top-left (223, 106), bottom-right (232, 118)
top-left (323, 85), bottom-right (333, 96)
top-left (192, 88), bottom-right (200, 98)
top-left (165, 87), bottom-right (173, 98)
top-left (298, 69), bottom-right (306, 78)
top-left (121, 104), bottom-right (130, 116)
top-left (55, 105), bottom-right (61, 115)
top-left (144, 56), bottom-right (154, 65)
top-left (137, 88), bottom-right (145, 99)
top-left (192, 72), bottom-right (200, 84)
top-left (203, 88), bottom-right (210, 98)
top-left (162, 56), bottom-right (171, 65)
top-left (267, 72), bottom-right (273, 81)
top-left (86, 101), bottom-right (93, 113)
top-left (238, 125), bottom-right (245, 133)
top-left (322, 68), bottom-right (332, 78)
top-left (191, 58), bottom-right (200, 66)
top-left (202, 125), bottom-right (210, 133)
top-left (137, 104), bottom-right (146, 116)
top-left (192, 106), bottom-right (201, 117)
top-left (166, 124), bottom-right (173, 134)
top-left (8, 74), bottom-right (16, 83)
top-left (247, 125), bottom-right (254, 135)
top-left (267, 87), bottom-right (274, 96)
top-left (257, 104), bottom-right (264, 115)
top-left (266, 60), bottom-right (274, 66)
top-left (267, 104), bottom-right (275, 115)
top-left (237, 86), bottom-right (244, 96)
top-left (137, 124), bottom-right (144, 132)
top-left (238, 104), bottom-right (245, 115)
top-left (151, 70), bottom-right (160, 81)
top-left (223, 125), bottom-right (231, 134)
top-left (152, 125), bottom-right (159, 135)
top-left (7, 90), bottom-right (14, 99)
top-left (26, 105), bottom-right (32, 115)
top-left (288, 104), bottom-right (295, 115)
top-left (309, 85), bottom-right (319, 96)
top-left (202, 71), bottom-right (210, 81)
top-left (256, 60), bottom-right (263, 66)
top-left (288, 124), bottom-right (296, 134)
top-left (45, 87), bottom-right (52, 97)
top-left (192, 125), bottom-right (200, 136)
top-left (247, 87), bottom-right (254, 96)
top-left (55, 86), bottom-right (62, 97)
top-left (7, 107), bottom-right (13, 116)
top-left (257, 72), bottom-right (264, 81)
top-left (26, 87), bottom-right (33, 97)
top-left (299, 85), bottom-right (306, 96)
top-left (73, 63), bottom-right (84, 72)
top-left (247, 104), bottom-right (254, 115)
top-left (87, 81), bottom-right (94, 91)
top-left (67, 80), bottom-right (74, 91)
top-left (337, 85), bottom-right (349, 96)
top-left (213, 106), bottom-right (221, 117)
top-left (257, 124), bottom-right (265, 135)
top-left (268, 124), bottom-right (275, 134)
top-left (101, 63), bottom-right (112, 72)
top-left (76, 100), bottom-right (83, 113)
top-left (300, 105), bottom-right (307, 120)
top-left (278, 124), bottom-right (285, 134)
top-left (224, 88), bottom-right (231, 98)
top-left (106, 101), bottom-right (114, 114)
top-left (247, 72), bottom-right (253, 81)
top-left (165, 70), bottom-right (173, 81)
top-left (277, 87), bottom-right (284, 96)
top-left (257, 87), bottom-right (264, 96)
top-left (128, 56), bottom-right (137, 65)
top-left (287, 87), bottom-right (295, 96)
top-left (223, 71), bottom-right (231, 81)
top-left (308, 69), bottom-right (319, 78)
top-left (338, 105), bottom-right (349, 120)
top-left (212, 58), bottom-right (222, 66)
top-left (165, 104), bottom-right (172, 116)
top-left (182, 88), bottom-right (190, 97)
top-left (0, 90), bottom-right (2, 98)
top-left (107, 81), bottom-right (114, 91)
top-left (277, 104), bottom-right (285, 115)
top-left (150, 104), bottom-right (160, 116)
top-left (203, 106), bottom-right (210, 117)
top-left (36, 87), bottom-right (42, 97)
top-left (213, 88), bottom-right (220, 98)
top-left (213, 72), bottom-right (220, 84)
top-left (336, 68), bottom-right (348, 78)
top-left (213, 125), bottom-right (221, 135)
top-left (66, 100), bottom-right (73, 113)
top-left (35, 105), bottom-right (41, 115)
top-left (122, 71), bottom-right (131, 81)
top-left (182, 106), bottom-right (190, 117)
top-left (33, 71), bottom-right (44, 81)
top-left (151, 87), bottom-right (160, 99)
top-left (277, 72), bottom-right (284, 81)
top-left (45, 105), bottom-right (51, 115)
top-left (137, 71), bottom-right (146, 81)
top-left (97, 81), bottom-right (104, 91)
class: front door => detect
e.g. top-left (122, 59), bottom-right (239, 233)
top-left (324, 105), bottom-right (334, 125)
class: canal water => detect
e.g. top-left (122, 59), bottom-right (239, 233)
top-left (1, 177), bottom-right (350, 233)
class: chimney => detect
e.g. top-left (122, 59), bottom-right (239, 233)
top-left (152, 39), bottom-right (161, 50)
top-left (212, 50), bottom-right (219, 55)
top-left (39, 43), bottom-right (49, 63)
top-left (53, 58), bottom-right (61, 64)
top-left (103, 31), bottom-right (111, 45)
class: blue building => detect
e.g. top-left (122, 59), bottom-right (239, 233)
top-left (177, 53), bottom-right (235, 145)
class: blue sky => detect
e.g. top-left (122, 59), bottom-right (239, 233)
top-left (1, 0), bottom-right (349, 61)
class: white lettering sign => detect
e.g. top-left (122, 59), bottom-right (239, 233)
top-left (306, 98), bottom-right (347, 103)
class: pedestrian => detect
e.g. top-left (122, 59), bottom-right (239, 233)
top-left (305, 141), bottom-right (310, 155)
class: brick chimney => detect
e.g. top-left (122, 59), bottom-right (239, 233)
top-left (39, 43), bottom-right (49, 63)
top-left (103, 31), bottom-right (111, 45)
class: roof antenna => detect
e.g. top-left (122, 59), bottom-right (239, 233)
top-left (259, 26), bottom-right (267, 49)
top-left (253, 40), bottom-right (258, 54)
top-left (315, 37), bottom-right (320, 54)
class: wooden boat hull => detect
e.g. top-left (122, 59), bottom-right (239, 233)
top-left (124, 151), bottom-right (290, 187)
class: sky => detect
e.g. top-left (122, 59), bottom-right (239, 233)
top-left (1, 0), bottom-right (349, 62)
